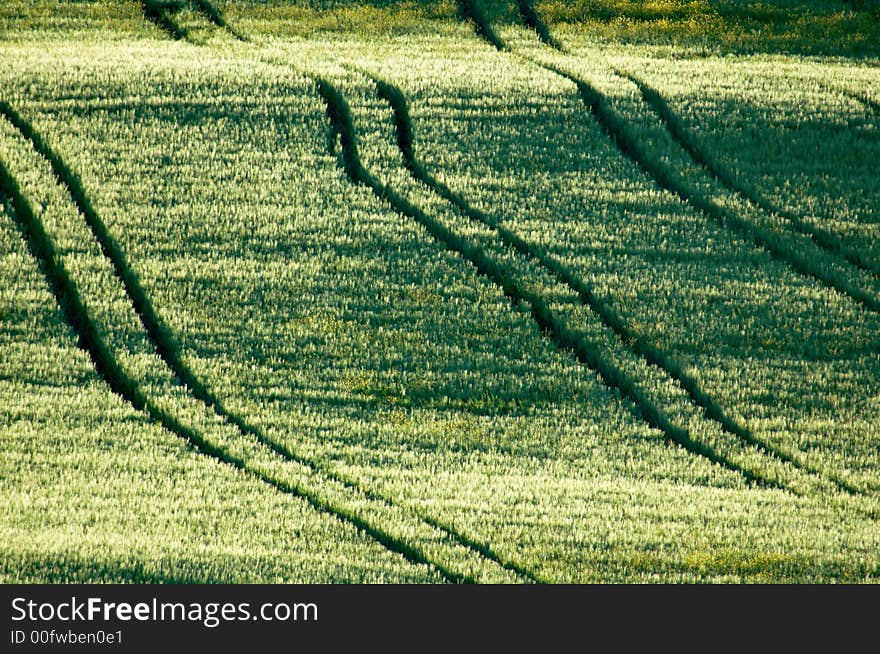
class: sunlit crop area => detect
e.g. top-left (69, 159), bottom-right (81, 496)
top-left (1, 1), bottom-right (878, 583)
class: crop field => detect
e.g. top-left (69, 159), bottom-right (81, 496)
top-left (1, 1), bottom-right (879, 583)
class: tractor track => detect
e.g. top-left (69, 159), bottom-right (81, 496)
top-left (316, 75), bottom-right (788, 494)
top-left (616, 69), bottom-right (879, 278)
top-left (0, 152), bottom-right (474, 584)
top-left (457, 0), bottom-right (506, 51)
top-left (493, 2), bottom-right (880, 316)
top-left (157, 8), bottom-right (539, 584)
top-left (365, 73), bottom-right (865, 498)
top-left (0, 99), bottom-right (536, 584)
top-left (5, 0), bottom-right (878, 583)
top-left (190, 0), bottom-right (247, 41)
top-left (547, 68), bottom-right (880, 315)
top-left (452, 0), bottom-right (880, 498)
top-left (138, 0), bottom-right (244, 42)
top-left (138, 1), bottom-right (188, 41)
top-left (516, 0), bottom-right (563, 51)
top-left (5, 8), bottom-right (543, 584)
top-left (0, 100), bottom-right (351, 513)
top-left (845, 88), bottom-right (880, 117)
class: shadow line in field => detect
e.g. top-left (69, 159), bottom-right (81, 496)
top-left (458, 0), bottom-right (506, 52)
top-left (446, 0), bottom-right (880, 499)
top-left (316, 75), bottom-right (789, 495)
top-left (454, 7), bottom-right (880, 317)
top-left (533, 51), bottom-right (880, 316)
top-left (844, 88), bottom-right (880, 118)
top-left (115, 10), bottom-right (543, 584)
top-left (516, 0), bottom-right (564, 51)
top-left (138, 0), bottom-right (245, 42)
top-left (139, 0), bottom-right (188, 41)
top-left (615, 69), bottom-right (880, 278)
top-left (30, 97), bottom-right (305, 117)
top-left (190, 0), bottom-right (248, 41)
top-left (0, 149), bottom-right (475, 584)
top-left (362, 72), bottom-right (866, 498)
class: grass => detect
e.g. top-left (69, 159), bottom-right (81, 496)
top-left (0, 1), bottom-right (878, 582)
top-left (2, 1), bottom-right (879, 55)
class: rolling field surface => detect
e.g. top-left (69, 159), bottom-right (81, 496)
top-left (1, 1), bottom-right (879, 582)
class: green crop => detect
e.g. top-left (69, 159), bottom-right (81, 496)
top-left (1, 1), bottom-right (878, 583)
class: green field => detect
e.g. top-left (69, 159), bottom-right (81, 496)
top-left (1, 1), bottom-right (879, 583)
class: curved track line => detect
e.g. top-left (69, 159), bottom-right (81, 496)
top-left (556, 73), bottom-right (880, 318)
top-left (139, 0), bottom-right (188, 40)
top-left (0, 101), bottom-right (329, 498)
top-left (138, 0), bottom-right (244, 42)
top-left (190, 0), bottom-right (248, 41)
top-left (1, 102), bottom-right (539, 583)
top-left (316, 75), bottom-right (787, 493)
top-left (167, 11), bottom-right (539, 582)
top-left (498, 1), bottom-right (880, 315)
top-left (845, 88), bottom-right (880, 117)
top-left (81, 9), bottom-right (541, 582)
top-left (367, 74), bottom-right (864, 498)
top-left (516, 0), bottom-right (564, 51)
top-left (455, 0), bottom-right (878, 496)
top-left (458, 0), bottom-right (506, 51)
top-left (0, 152), bottom-right (468, 585)
top-left (15, 7), bottom-right (537, 580)
top-left (617, 69), bottom-right (879, 277)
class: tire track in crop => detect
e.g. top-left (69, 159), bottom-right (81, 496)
top-left (0, 150), bottom-right (472, 586)
top-left (138, 0), bottom-right (244, 41)
top-left (461, 0), bottom-right (880, 317)
top-left (1, 108), bottom-right (539, 585)
top-left (190, 0), bottom-right (247, 41)
top-left (116, 11), bottom-right (542, 584)
top-left (18, 12), bottom-right (536, 582)
top-left (452, 0), bottom-right (879, 496)
top-left (138, 1), bottom-right (188, 40)
top-left (0, 100), bottom-right (334, 507)
top-left (316, 76), bottom-right (786, 493)
top-left (365, 74), bottom-right (864, 498)
top-left (516, 0), bottom-right (563, 51)
top-left (617, 70), bottom-right (879, 277)
top-left (851, 91), bottom-right (880, 116)
top-left (458, 0), bottom-right (507, 51)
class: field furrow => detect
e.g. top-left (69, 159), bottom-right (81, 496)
top-left (467, 2), bottom-right (880, 314)
top-left (542, 63), bottom-right (880, 316)
top-left (0, 12), bottom-right (545, 583)
top-left (190, 0), bottom-right (247, 41)
top-left (424, 4), bottom-right (880, 494)
top-left (0, 179), bottom-right (438, 584)
top-left (0, 149), bottom-right (462, 581)
top-left (313, 62), bottom-right (880, 514)
top-left (365, 72), bottom-right (869, 499)
top-left (614, 70), bottom-right (879, 278)
top-left (322, 74), bottom-right (784, 486)
top-left (4, 2), bottom-right (880, 583)
top-left (138, 0), bottom-right (188, 41)
top-left (0, 109), bottom-right (530, 583)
